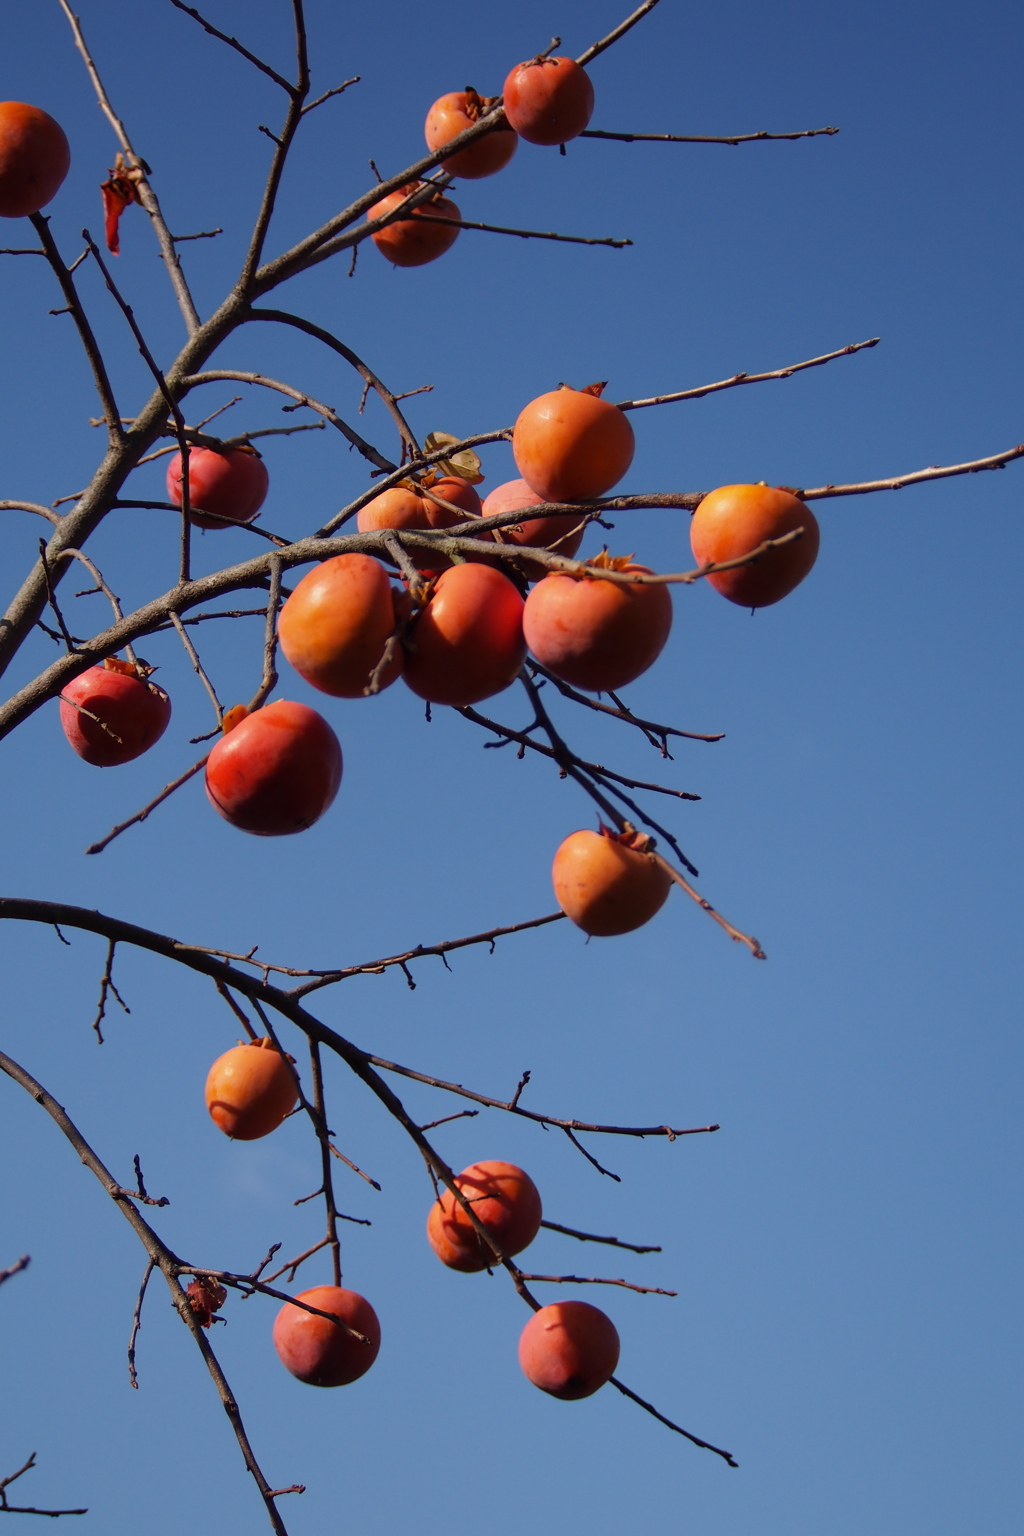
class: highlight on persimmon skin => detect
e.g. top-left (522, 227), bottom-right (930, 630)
top-left (482, 477), bottom-right (585, 578)
top-left (553, 824), bottom-right (672, 936)
top-left (59, 657), bottom-right (171, 767)
top-left (426, 1160), bottom-right (542, 1272)
top-left (523, 554), bottom-right (672, 692)
top-left (278, 554), bottom-right (404, 698)
top-left (369, 183), bottom-right (461, 267)
top-left (0, 102), bottom-right (71, 218)
top-left (502, 58), bottom-right (595, 147)
top-left (513, 384), bottom-right (634, 502)
top-left (204, 1037), bottom-right (298, 1141)
top-left (424, 89), bottom-right (517, 179)
top-left (273, 1285), bottom-right (381, 1387)
top-left (518, 1300), bottom-right (620, 1400)
top-left (166, 445), bottom-right (269, 530)
top-left (402, 563), bottom-right (526, 707)
top-left (205, 700), bottom-right (342, 836)
top-left (689, 483), bottom-right (821, 608)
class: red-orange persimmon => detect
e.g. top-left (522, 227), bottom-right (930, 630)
top-left (369, 183), bottom-right (461, 267)
top-left (0, 102), bottom-right (70, 218)
top-left (205, 701), bottom-right (342, 835)
top-left (513, 385), bottom-right (634, 502)
top-left (552, 825), bottom-right (672, 936)
top-left (204, 1038), bottom-right (298, 1140)
top-left (502, 58), bottom-right (594, 147)
top-left (689, 483), bottom-right (821, 608)
top-left (518, 1301), bottom-right (620, 1399)
top-left (427, 1161), bottom-right (542, 1272)
top-left (166, 446), bottom-right (269, 530)
top-left (59, 657), bottom-right (171, 767)
top-left (402, 564), bottom-right (526, 706)
top-left (273, 1286), bottom-right (381, 1387)
top-left (523, 557), bottom-right (672, 692)
top-left (424, 90), bottom-right (517, 179)
top-left (278, 554), bottom-right (404, 697)
top-left (482, 477), bottom-right (585, 577)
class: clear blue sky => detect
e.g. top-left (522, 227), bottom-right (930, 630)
top-left (0, 1), bottom-right (1022, 1532)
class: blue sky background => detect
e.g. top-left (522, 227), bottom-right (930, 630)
top-left (0, 0), bottom-right (1022, 1532)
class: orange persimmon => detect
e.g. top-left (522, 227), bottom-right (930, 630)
top-left (513, 384), bottom-right (634, 502)
top-left (502, 59), bottom-right (594, 147)
top-left (427, 1160), bottom-right (542, 1272)
top-left (0, 102), bottom-right (70, 218)
top-left (518, 1301), bottom-right (620, 1399)
top-left (273, 1286), bottom-right (381, 1387)
top-left (689, 483), bottom-right (820, 608)
top-left (369, 183), bottom-right (461, 267)
top-left (523, 555), bottom-right (672, 692)
top-left (278, 554), bottom-right (403, 697)
top-left (205, 700), bottom-right (342, 836)
top-left (205, 1037), bottom-right (297, 1140)
top-left (424, 89), bottom-right (517, 179)
top-left (552, 825), bottom-right (672, 936)
top-left (402, 563), bottom-right (526, 706)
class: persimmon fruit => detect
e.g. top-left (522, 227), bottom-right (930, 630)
top-left (553, 825), bottom-right (672, 936)
top-left (273, 1286), bottom-right (381, 1387)
top-left (482, 478), bottom-right (585, 578)
top-left (523, 555), bottom-right (672, 692)
top-left (424, 89), bottom-right (517, 179)
top-left (59, 657), bottom-right (171, 767)
top-left (204, 1037), bottom-right (298, 1140)
top-left (427, 1160), bottom-right (542, 1272)
top-left (513, 385), bottom-right (634, 502)
top-left (205, 700), bottom-right (342, 835)
top-left (369, 183), bottom-right (461, 267)
top-left (166, 445), bottom-right (269, 530)
top-left (358, 478), bottom-right (488, 571)
top-left (278, 554), bottom-right (404, 697)
top-left (502, 58), bottom-right (595, 147)
top-left (689, 483), bottom-right (820, 608)
top-left (402, 563), bottom-right (526, 706)
top-left (0, 102), bottom-right (71, 218)
top-left (518, 1301), bottom-right (620, 1400)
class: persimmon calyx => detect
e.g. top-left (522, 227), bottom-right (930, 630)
top-left (598, 818), bottom-right (656, 855)
top-left (580, 381), bottom-right (608, 397)
top-left (242, 1036), bottom-right (296, 1063)
top-left (220, 703), bottom-right (249, 734)
top-left (584, 549), bottom-right (637, 574)
top-left (423, 432), bottom-right (484, 485)
top-left (461, 87), bottom-right (501, 121)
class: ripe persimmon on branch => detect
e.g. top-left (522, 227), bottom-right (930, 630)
top-left (0, 0), bottom-right (1018, 1530)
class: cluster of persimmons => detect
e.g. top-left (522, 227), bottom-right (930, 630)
top-left (1, 78), bottom-right (821, 1406)
top-left (206, 1035), bottom-right (616, 1397)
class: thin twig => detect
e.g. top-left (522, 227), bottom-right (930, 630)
top-left (167, 0), bottom-right (293, 90)
top-left (618, 336), bottom-right (880, 411)
top-left (127, 1259), bottom-right (155, 1388)
top-left (57, 0), bottom-right (200, 331)
top-left (85, 755), bottom-right (210, 856)
top-left (0, 1255), bottom-right (30, 1286)
top-left (654, 853), bottom-right (766, 959)
top-left (541, 1220), bottom-right (661, 1254)
top-left (415, 214), bottom-right (632, 249)
top-left (169, 612), bottom-right (223, 724)
top-left (577, 0), bottom-right (662, 65)
top-left (610, 1378), bottom-right (738, 1468)
top-left (0, 1453), bottom-right (87, 1517)
top-left (581, 124), bottom-right (839, 145)
top-left (28, 214), bottom-right (123, 441)
top-left (247, 557), bottom-right (281, 711)
top-left (90, 938), bottom-right (130, 1042)
top-left (519, 1273), bottom-right (677, 1296)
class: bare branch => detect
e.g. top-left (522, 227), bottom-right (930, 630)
top-left (519, 1272), bottom-right (676, 1295)
top-left (800, 443), bottom-right (1024, 500)
top-left (610, 1378), bottom-right (738, 1468)
top-left (169, 612), bottom-right (223, 725)
top-left (167, 0), bottom-right (294, 91)
top-left (127, 1259), bottom-right (154, 1388)
top-left (90, 938), bottom-right (130, 1042)
top-left (582, 125), bottom-right (839, 145)
top-left (540, 1220), bottom-right (661, 1254)
top-left (57, 0), bottom-right (200, 331)
top-left (618, 336), bottom-right (880, 411)
top-left (577, 0), bottom-right (662, 66)
top-left (85, 755), bottom-right (210, 856)
top-left (29, 215), bottom-right (123, 443)
top-left (0, 502), bottom-right (60, 526)
top-left (247, 556), bottom-right (282, 711)
top-left (0, 1255), bottom-right (30, 1286)
top-left (0, 1452), bottom-right (87, 1517)
top-left (415, 214), bottom-right (632, 249)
